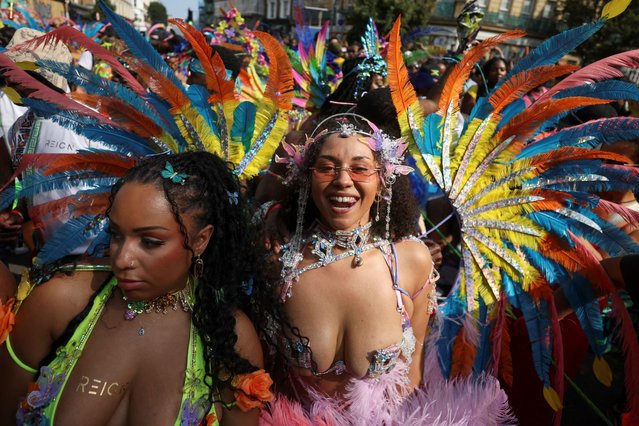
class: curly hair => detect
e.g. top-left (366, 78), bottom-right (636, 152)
top-left (108, 152), bottom-right (263, 402)
top-left (281, 118), bottom-right (420, 240)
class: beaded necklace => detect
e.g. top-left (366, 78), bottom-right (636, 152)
top-left (279, 222), bottom-right (389, 302)
top-left (122, 277), bottom-right (194, 336)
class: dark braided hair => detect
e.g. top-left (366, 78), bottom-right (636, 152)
top-left (109, 151), bottom-right (261, 401)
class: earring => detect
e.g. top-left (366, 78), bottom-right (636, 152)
top-left (193, 255), bottom-right (204, 278)
top-left (374, 192), bottom-right (381, 223)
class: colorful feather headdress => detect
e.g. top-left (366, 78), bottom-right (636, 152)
top-left (0, 0), bottom-right (292, 266)
top-left (387, 0), bottom-right (639, 423)
top-left (350, 18), bottom-right (387, 97)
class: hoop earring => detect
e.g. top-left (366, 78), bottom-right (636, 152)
top-left (193, 255), bottom-right (204, 278)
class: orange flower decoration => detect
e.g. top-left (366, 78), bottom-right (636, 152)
top-left (203, 411), bottom-right (217, 425)
top-left (0, 297), bottom-right (15, 344)
top-left (232, 369), bottom-right (274, 412)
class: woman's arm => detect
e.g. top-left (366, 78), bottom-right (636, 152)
top-left (396, 240), bottom-right (434, 387)
top-left (219, 310), bottom-right (266, 426)
top-left (0, 271), bottom-right (105, 422)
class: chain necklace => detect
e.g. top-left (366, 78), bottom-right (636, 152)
top-left (122, 277), bottom-right (194, 325)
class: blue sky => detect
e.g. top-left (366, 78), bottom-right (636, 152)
top-left (160, 0), bottom-right (198, 21)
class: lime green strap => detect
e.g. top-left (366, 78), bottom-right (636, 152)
top-left (5, 334), bottom-right (38, 374)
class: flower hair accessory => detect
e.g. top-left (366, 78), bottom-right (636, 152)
top-left (160, 161), bottom-right (190, 185)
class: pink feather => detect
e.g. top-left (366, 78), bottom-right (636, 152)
top-left (19, 26), bottom-right (146, 95)
top-left (0, 54), bottom-right (113, 124)
top-left (539, 49), bottom-right (639, 101)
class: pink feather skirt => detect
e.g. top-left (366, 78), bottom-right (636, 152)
top-left (260, 361), bottom-right (517, 425)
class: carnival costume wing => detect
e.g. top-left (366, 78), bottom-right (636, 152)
top-left (388, 3), bottom-right (639, 423)
top-left (0, 0), bottom-right (292, 265)
top-left (290, 20), bottom-right (337, 111)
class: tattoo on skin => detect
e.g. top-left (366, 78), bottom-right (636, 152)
top-left (75, 376), bottom-right (127, 397)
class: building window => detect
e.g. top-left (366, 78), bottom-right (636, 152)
top-left (521, 0), bottom-right (534, 15)
top-left (499, 0), bottom-right (512, 12)
top-left (267, 0), bottom-right (276, 19)
top-left (280, 0), bottom-right (290, 19)
top-left (542, 0), bottom-right (555, 18)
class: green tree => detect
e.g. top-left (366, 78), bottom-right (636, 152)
top-left (148, 1), bottom-right (168, 23)
top-left (347, 0), bottom-right (436, 41)
top-left (562, 0), bottom-right (639, 64)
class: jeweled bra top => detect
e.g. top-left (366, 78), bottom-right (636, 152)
top-left (273, 237), bottom-right (419, 379)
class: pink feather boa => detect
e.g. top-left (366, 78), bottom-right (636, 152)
top-left (260, 361), bottom-right (516, 425)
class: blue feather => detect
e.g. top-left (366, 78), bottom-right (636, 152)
top-left (497, 98), bottom-right (526, 130)
top-left (519, 117), bottom-right (639, 158)
top-left (436, 295), bottom-right (466, 378)
top-left (36, 214), bottom-right (107, 265)
top-left (99, 0), bottom-right (187, 94)
top-left (420, 113), bottom-right (442, 156)
top-left (86, 226), bottom-right (111, 258)
top-left (0, 171), bottom-right (118, 210)
top-left (36, 60), bottom-right (174, 136)
top-left (231, 102), bottom-right (256, 151)
top-left (522, 247), bottom-right (606, 356)
top-left (495, 20), bottom-right (605, 92)
top-left (15, 6), bottom-right (44, 31)
top-left (473, 299), bottom-right (495, 374)
top-left (503, 273), bottom-right (552, 386)
top-left (21, 100), bottom-right (157, 155)
top-left (554, 80), bottom-right (639, 102)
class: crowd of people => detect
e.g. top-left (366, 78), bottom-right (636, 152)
top-left (0, 0), bottom-right (638, 425)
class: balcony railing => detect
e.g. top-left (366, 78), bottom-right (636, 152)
top-left (430, 3), bottom-right (556, 35)
top-left (482, 11), bottom-right (556, 34)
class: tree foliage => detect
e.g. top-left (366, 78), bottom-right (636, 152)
top-left (347, 0), bottom-right (436, 42)
top-left (562, 0), bottom-right (639, 64)
top-left (147, 1), bottom-right (168, 24)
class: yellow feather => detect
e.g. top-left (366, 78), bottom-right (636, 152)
top-left (543, 386), bottom-right (563, 411)
top-left (601, 0), bottom-right (631, 19)
top-left (593, 356), bottom-right (613, 387)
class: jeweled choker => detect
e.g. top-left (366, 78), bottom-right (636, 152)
top-left (279, 222), bottom-right (388, 302)
top-left (314, 221), bottom-right (373, 267)
top-left (122, 279), bottom-right (194, 321)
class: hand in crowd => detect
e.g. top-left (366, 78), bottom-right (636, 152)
top-left (423, 238), bottom-right (443, 269)
top-left (0, 210), bottom-right (23, 242)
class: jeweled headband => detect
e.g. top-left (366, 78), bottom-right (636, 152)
top-left (275, 113), bottom-right (413, 186)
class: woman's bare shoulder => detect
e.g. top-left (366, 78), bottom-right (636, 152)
top-left (15, 270), bottom-right (111, 339)
top-left (394, 239), bottom-right (433, 290)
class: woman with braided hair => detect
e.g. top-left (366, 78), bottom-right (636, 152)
top-left (0, 152), bottom-right (274, 425)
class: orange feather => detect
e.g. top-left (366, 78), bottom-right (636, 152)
top-left (438, 30), bottom-right (526, 114)
top-left (169, 19), bottom-right (236, 104)
top-left (489, 64), bottom-right (578, 115)
top-left (254, 31), bottom-right (294, 110)
top-left (387, 17), bottom-right (418, 117)
top-left (450, 327), bottom-right (477, 379)
top-left (495, 97), bottom-right (610, 141)
top-left (70, 92), bottom-right (163, 139)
